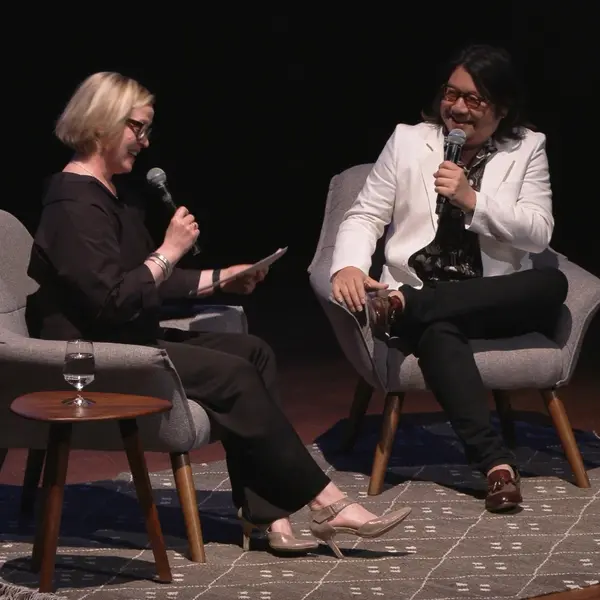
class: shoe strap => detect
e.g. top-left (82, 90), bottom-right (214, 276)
top-left (311, 496), bottom-right (355, 524)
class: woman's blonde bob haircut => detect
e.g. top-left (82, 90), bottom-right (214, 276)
top-left (55, 72), bottom-right (154, 155)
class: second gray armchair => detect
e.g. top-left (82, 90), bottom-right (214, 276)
top-left (309, 163), bottom-right (600, 495)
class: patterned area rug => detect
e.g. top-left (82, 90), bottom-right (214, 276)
top-left (0, 414), bottom-right (599, 599)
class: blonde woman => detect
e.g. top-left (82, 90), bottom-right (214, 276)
top-left (26, 72), bottom-right (412, 558)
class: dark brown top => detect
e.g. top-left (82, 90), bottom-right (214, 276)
top-left (408, 138), bottom-right (498, 285)
top-left (26, 173), bottom-right (201, 345)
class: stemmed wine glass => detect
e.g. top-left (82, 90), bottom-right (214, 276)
top-left (62, 340), bottom-right (96, 407)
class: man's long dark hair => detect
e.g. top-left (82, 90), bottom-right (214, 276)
top-left (422, 44), bottom-right (534, 143)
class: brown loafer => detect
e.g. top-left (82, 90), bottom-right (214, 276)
top-left (485, 469), bottom-right (522, 512)
top-left (365, 293), bottom-right (404, 341)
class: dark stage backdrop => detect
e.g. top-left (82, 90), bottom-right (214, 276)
top-left (3, 9), bottom-right (596, 311)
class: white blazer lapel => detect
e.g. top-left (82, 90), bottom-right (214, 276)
top-left (420, 129), bottom-right (519, 209)
top-left (419, 126), bottom-right (445, 227)
top-left (479, 139), bottom-right (518, 198)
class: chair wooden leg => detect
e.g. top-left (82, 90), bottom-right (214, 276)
top-left (170, 452), bottom-right (206, 563)
top-left (540, 389), bottom-right (590, 488)
top-left (21, 449), bottom-right (46, 517)
top-left (493, 391), bottom-right (517, 449)
top-left (0, 448), bottom-right (7, 472)
top-left (368, 393), bottom-right (404, 496)
top-left (341, 377), bottom-right (374, 452)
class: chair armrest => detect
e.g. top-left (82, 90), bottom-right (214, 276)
top-left (0, 332), bottom-right (208, 453)
top-left (554, 257), bottom-right (600, 385)
top-left (159, 304), bottom-right (248, 334)
top-left (309, 264), bottom-right (387, 391)
top-left (307, 165), bottom-right (389, 390)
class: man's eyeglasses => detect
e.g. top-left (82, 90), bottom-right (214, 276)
top-left (441, 84), bottom-right (487, 110)
top-left (126, 118), bottom-right (152, 141)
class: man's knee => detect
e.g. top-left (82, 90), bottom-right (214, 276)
top-left (535, 267), bottom-right (568, 305)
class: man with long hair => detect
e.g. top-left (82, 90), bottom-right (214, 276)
top-left (331, 44), bottom-right (567, 512)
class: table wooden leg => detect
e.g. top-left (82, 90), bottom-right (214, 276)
top-left (20, 449), bottom-right (46, 518)
top-left (31, 423), bottom-right (72, 593)
top-left (119, 418), bottom-right (172, 583)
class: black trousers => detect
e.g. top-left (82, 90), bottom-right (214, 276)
top-left (392, 266), bottom-right (568, 474)
top-left (157, 329), bottom-right (331, 525)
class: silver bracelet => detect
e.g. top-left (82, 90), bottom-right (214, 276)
top-left (147, 255), bottom-right (168, 277)
top-left (148, 252), bottom-right (172, 277)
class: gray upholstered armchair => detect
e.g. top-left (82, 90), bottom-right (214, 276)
top-left (0, 209), bottom-right (248, 563)
top-left (308, 163), bottom-right (600, 495)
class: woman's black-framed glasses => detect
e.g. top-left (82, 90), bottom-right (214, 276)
top-left (126, 118), bottom-right (152, 141)
top-left (441, 84), bottom-right (487, 110)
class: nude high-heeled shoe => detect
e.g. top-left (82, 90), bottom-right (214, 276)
top-left (310, 497), bottom-right (411, 559)
top-left (238, 508), bottom-right (319, 553)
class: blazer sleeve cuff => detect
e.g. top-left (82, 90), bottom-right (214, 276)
top-left (463, 191), bottom-right (490, 235)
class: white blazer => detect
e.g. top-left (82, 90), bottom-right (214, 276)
top-left (330, 122), bottom-right (554, 290)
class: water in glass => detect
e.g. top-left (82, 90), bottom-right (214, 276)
top-left (63, 340), bottom-right (96, 407)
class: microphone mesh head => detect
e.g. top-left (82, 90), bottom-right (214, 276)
top-left (447, 129), bottom-right (467, 146)
top-left (146, 167), bottom-right (167, 186)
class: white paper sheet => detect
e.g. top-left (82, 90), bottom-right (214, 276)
top-left (197, 247), bottom-right (288, 293)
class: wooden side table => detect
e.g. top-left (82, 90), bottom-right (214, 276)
top-left (10, 391), bottom-right (174, 593)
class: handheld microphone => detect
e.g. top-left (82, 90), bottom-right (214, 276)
top-left (146, 167), bottom-right (201, 255)
top-left (436, 128), bottom-right (467, 215)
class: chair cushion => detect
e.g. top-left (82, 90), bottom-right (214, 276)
top-left (387, 332), bottom-right (563, 391)
top-left (160, 304), bottom-right (248, 334)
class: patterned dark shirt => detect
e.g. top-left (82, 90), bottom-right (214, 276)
top-left (408, 138), bottom-right (497, 286)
